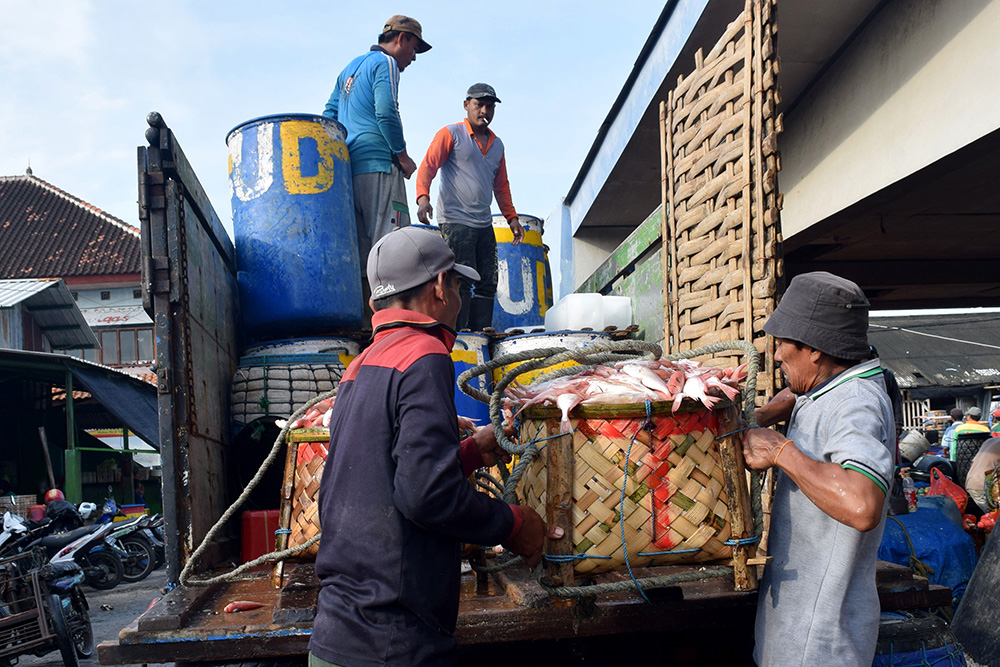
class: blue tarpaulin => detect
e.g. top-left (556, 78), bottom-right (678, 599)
top-left (878, 506), bottom-right (978, 602)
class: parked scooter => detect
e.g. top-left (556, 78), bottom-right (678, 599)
top-left (0, 498), bottom-right (125, 590)
top-left (0, 499), bottom-right (93, 667)
top-left (93, 494), bottom-right (157, 583)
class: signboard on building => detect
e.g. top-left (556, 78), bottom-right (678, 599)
top-left (82, 306), bottom-right (152, 327)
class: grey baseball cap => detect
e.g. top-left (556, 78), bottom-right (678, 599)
top-left (966, 406), bottom-right (982, 419)
top-left (764, 271), bottom-right (871, 360)
top-left (466, 83), bottom-right (501, 103)
top-left (368, 226), bottom-right (479, 300)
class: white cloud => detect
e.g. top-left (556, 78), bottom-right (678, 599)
top-left (0, 0), bottom-right (95, 69)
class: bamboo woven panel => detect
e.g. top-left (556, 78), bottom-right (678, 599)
top-left (518, 405), bottom-right (733, 575)
top-left (660, 0), bottom-right (782, 402)
top-left (279, 429), bottom-right (329, 560)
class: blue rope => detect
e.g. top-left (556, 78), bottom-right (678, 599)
top-left (618, 400), bottom-right (654, 602)
top-left (274, 528), bottom-right (292, 536)
top-left (724, 536), bottom-right (760, 547)
top-left (543, 553), bottom-right (612, 562)
top-left (715, 424), bottom-right (753, 440)
top-left (637, 548), bottom-right (701, 556)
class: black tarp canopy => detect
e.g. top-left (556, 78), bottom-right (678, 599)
top-left (0, 348), bottom-right (158, 449)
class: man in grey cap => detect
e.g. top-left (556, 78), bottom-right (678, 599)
top-left (416, 83), bottom-right (524, 330)
top-left (309, 226), bottom-right (559, 667)
top-left (323, 15), bottom-right (431, 312)
top-left (742, 271), bottom-right (894, 667)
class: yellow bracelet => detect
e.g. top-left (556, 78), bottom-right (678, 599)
top-left (773, 439), bottom-right (792, 467)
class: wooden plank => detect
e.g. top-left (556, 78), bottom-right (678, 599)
top-left (717, 404), bottom-right (757, 591)
top-left (136, 581), bottom-right (221, 632)
top-left (878, 584), bottom-right (953, 611)
top-left (160, 126), bottom-right (237, 273)
top-left (273, 565), bottom-right (320, 625)
top-left (544, 422), bottom-right (575, 591)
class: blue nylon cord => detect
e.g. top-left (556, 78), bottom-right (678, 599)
top-left (715, 424), bottom-right (753, 440)
top-left (637, 548), bottom-right (701, 556)
top-left (543, 553), bottom-right (611, 562)
top-left (617, 400), bottom-right (654, 602)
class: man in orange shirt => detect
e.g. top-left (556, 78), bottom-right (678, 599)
top-left (416, 83), bottom-right (524, 330)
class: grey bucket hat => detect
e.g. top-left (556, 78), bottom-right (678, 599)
top-left (368, 226), bottom-right (479, 300)
top-left (764, 271), bottom-right (871, 360)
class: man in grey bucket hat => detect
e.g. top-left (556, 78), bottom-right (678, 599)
top-left (743, 272), bottom-right (895, 666)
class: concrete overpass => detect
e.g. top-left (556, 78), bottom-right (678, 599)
top-left (547, 0), bottom-right (1000, 308)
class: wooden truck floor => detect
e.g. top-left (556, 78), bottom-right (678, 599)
top-left (97, 561), bottom-right (950, 664)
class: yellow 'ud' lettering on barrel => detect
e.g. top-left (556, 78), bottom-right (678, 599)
top-left (280, 121), bottom-right (349, 195)
top-left (536, 260), bottom-right (549, 317)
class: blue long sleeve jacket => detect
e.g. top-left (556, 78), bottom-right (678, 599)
top-left (323, 46), bottom-right (407, 176)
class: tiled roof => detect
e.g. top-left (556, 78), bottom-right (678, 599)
top-left (0, 174), bottom-right (140, 278)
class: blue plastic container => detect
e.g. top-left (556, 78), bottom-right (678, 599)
top-left (227, 114), bottom-right (362, 339)
top-left (491, 214), bottom-right (552, 332)
top-left (451, 333), bottom-right (491, 427)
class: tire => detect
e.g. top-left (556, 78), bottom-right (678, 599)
top-left (47, 593), bottom-right (80, 667)
top-left (119, 536), bottom-right (156, 583)
top-left (82, 549), bottom-right (123, 590)
top-left (67, 588), bottom-right (93, 658)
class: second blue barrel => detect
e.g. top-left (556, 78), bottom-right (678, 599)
top-left (451, 332), bottom-right (491, 427)
top-left (227, 114), bottom-right (362, 339)
top-left (492, 214), bottom-right (553, 332)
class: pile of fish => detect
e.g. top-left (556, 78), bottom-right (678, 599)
top-left (285, 397), bottom-right (335, 430)
top-left (505, 358), bottom-right (747, 433)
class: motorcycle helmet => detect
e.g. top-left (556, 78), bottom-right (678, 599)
top-left (44, 488), bottom-right (65, 503)
top-left (910, 454), bottom-right (955, 483)
top-left (78, 501), bottom-right (98, 520)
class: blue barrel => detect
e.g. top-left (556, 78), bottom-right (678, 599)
top-left (451, 333), bottom-right (491, 427)
top-left (227, 114), bottom-right (362, 339)
top-left (492, 214), bottom-right (553, 332)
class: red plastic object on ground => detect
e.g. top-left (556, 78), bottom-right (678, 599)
top-left (28, 505), bottom-right (45, 521)
top-left (241, 509), bottom-right (280, 563)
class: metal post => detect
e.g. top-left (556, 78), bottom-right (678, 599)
top-left (124, 428), bottom-right (135, 505)
top-left (64, 371), bottom-right (82, 504)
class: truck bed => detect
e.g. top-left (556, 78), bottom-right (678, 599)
top-left (97, 560), bottom-right (949, 664)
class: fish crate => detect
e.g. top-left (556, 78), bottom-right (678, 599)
top-left (517, 398), bottom-right (757, 587)
top-left (275, 428), bottom-right (329, 563)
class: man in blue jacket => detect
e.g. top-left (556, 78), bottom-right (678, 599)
top-left (323, 15), bottom-right (428, 299)
top-left (309, 227), bottom-right (559, 667)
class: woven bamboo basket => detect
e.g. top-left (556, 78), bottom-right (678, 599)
top-left (276, 427), bottom-right (328, 561)
top-left (518, 399), bottom-right (747, 576)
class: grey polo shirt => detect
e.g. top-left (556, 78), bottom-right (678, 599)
top-left (754, 358), bottom-right (895, 667)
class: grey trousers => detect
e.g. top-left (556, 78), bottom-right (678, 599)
top-left (352, 166), bottom-right (410, 266)
top-left (353, 166), bottom-right (410, 325)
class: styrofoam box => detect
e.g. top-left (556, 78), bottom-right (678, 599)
top-left (545, 293), bottom-right (604, 331)
top-left (602, 296), bottom-right (632, 329)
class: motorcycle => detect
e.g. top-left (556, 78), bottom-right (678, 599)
top-left (0, 503), bottom-right (93, 667)
top-left (95, 496), bottom-right (157, 583)
top-left (0, 500), bottom-right (125, 591)
top-left (143, 513), bottom-right (166, 568)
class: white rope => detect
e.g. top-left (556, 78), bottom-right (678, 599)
top-left (179, 389), bottom-right (336, 587)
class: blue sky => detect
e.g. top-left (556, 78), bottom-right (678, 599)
top-left (1, 1), bottom-right (665, 239)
